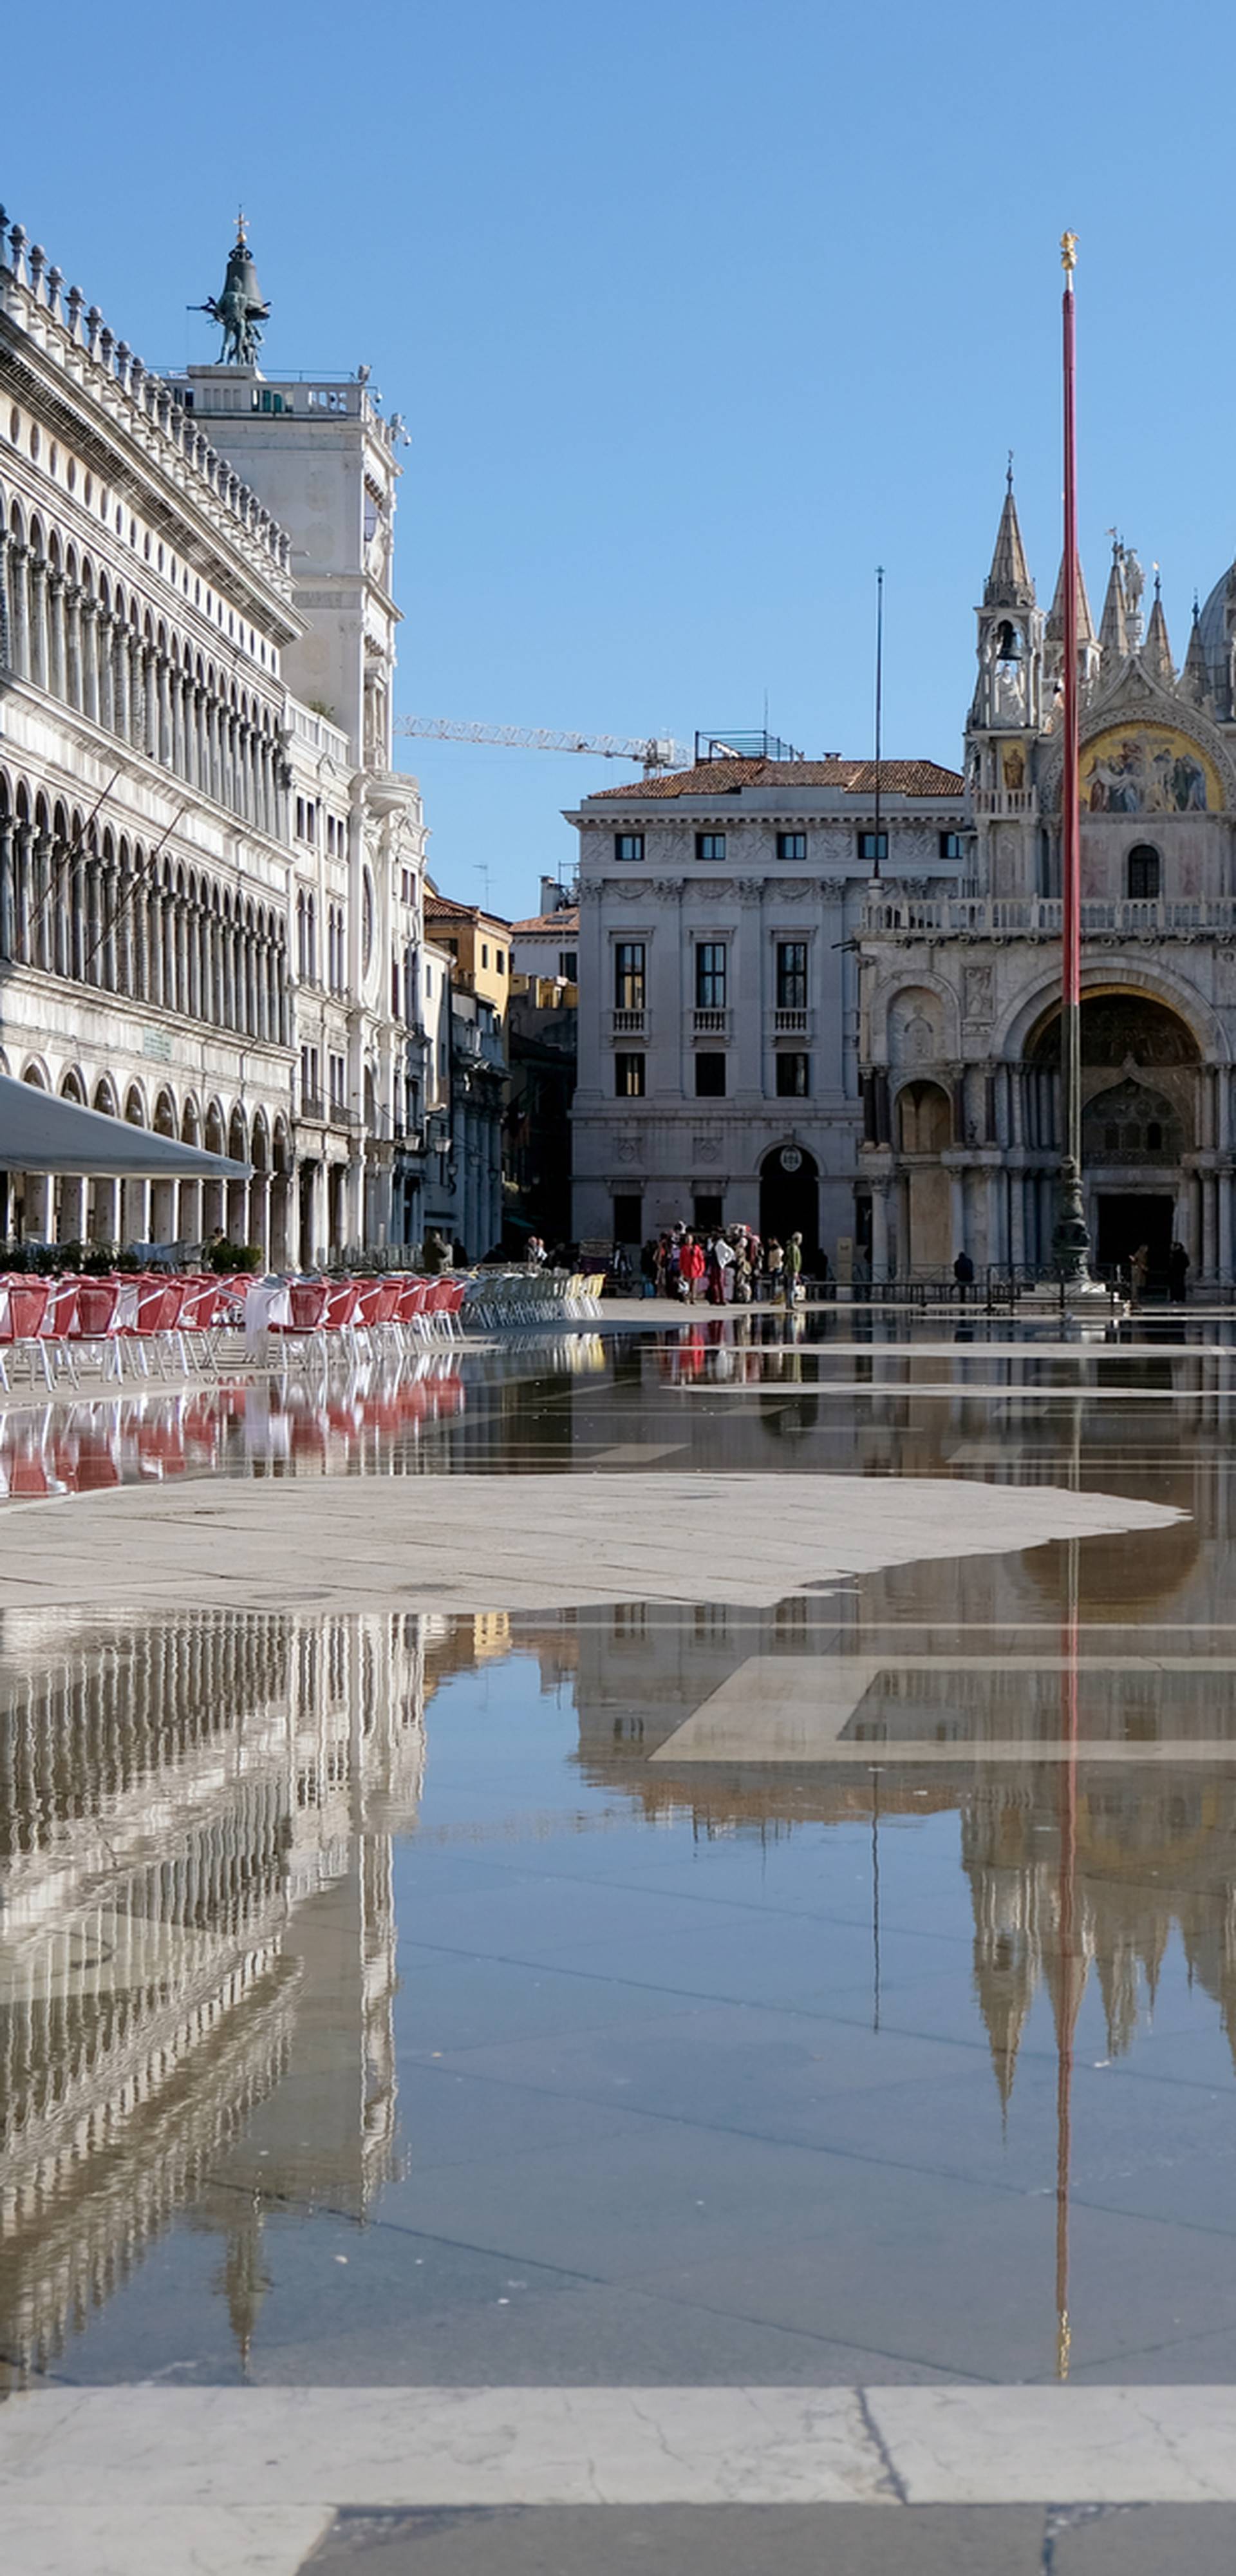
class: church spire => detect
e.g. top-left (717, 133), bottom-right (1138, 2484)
top-left (1179, 595), bottom-right (1212, 710)
top-left (984, 460), bottom-right (1036, 609)
top-left (1046, 553), bottom-right (1098, 650)
top-left (1143, 571), bottom-right (1174, 686)
top-left (1098, 538), bottom-right (1130, 663)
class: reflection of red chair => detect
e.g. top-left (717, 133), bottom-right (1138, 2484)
top-left (5, 1416), bottom-right (55, 1495)
top-left (73, 1432), bottom-right (120, 1490)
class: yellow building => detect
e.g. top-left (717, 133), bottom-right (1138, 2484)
top-left (424, 890), bottom-right (512, 1023)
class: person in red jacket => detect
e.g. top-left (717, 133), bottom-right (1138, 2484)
top-left (679, 1233), bottom-right (707, 1303)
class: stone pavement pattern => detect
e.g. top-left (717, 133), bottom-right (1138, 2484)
top-left (8, 2387), bottom-right (1236, 2572)
top-left (0, 1471), bottom-right (1179, 1613)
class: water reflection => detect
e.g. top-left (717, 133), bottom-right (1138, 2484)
top-left (6, 1591), bottom-right (1236, 2385)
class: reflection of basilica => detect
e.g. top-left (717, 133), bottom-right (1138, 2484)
top-left (0, 1607), bottom-right (429, 2386)
top-left (566, 1604), bottom-right (1236, 2090)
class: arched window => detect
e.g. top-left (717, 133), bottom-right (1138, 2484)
top-left (1127, 844), bottom-right (1161, 900)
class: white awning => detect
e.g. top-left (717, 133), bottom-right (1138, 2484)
top-left (0, 1077), bottom-right (252, 1178)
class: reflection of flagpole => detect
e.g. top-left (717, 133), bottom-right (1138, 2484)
top-left (1055, 1391), bottom-right (1084, 2377)
top-left (872, 1761), bottom-right (882, 2034)
top-left (1056, 1542), bottom-right (1079, 2379)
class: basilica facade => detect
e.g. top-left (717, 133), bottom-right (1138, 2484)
top-left (859, 481), bottom-right (1236, 1284)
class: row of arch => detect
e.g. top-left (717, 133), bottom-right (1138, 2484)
top-left (1, 481), bottom-right (288, 836)
top-left (0, 768), bottom-right (290, 1043)
top-left (5, 1055), bottom-right (294, 1261)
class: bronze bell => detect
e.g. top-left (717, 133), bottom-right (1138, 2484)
top-left (222, 236), bottom-right (268, 317)
top-left (995, 620), bottom-right (1022, 664)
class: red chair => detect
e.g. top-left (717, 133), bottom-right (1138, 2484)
top-left (67, 1280), bottom-right (127, 1383)
top-left (426, 1276), bottom-right (463, 1340)
top-left (179, 1276), bottom-right (225, 1371)
top-left (396, 1278), bottom-right (429, 1346)
top-left (0, 1279), bottom-right (52, 1390)
top-left (266, 1280), bottom-right (330, 1371)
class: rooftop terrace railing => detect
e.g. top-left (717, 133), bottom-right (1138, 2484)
top-left (863, 894), bottom-right (1236, 939)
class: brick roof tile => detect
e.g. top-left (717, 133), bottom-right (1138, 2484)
top-left (586, 757), bottom-right (964, 801)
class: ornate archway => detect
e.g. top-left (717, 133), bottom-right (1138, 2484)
top-left (758, 1142), bottom-right (819, 1262)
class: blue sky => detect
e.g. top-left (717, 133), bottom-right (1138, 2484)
top-left (6, 0), bottom-right (1235, 918)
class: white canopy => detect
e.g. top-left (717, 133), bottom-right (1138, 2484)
top-left (0, 1077), bottom-right (251, 1178)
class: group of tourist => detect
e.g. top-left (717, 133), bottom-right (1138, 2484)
top-left (638, 1224), bottom-right (819, 1306)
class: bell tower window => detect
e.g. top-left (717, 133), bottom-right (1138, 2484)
top-left (1127, 844), bottom-right (1161, 899)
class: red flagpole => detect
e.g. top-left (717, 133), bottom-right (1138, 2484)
top-left (1061, 236), bottom-right (1082, 1175)
top-left (1053, 231), bottom-right (1092, 1284)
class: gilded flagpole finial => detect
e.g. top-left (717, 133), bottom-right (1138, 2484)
top-left (1060, 230), bottom-right (1079, 275)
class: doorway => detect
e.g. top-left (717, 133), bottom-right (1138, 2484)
top-left (760, 1145), bottom-right (819, 1261)
top-left (1096, 1193), bottom-right (1174, 1286)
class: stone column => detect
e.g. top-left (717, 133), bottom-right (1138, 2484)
top-left (121, 1177), bottom-right (150, 1251)
top-left (57, 1175), bottom-right (84, 1243)
top-left (870, 1175), bottom-right (890, 1281)
top-left (150, 1177), bottom-right (177, 1244)
top-left (1220, 1171), bottom-right (1234, 1285)
top-left (6, 541), bottom-right (30, 677)
top-left (111, 618), bottom-right (129, 739)
top-left (22, 1171), bottom-right (50, 1240)
top-left (178, 1178), bottom-right (203, 1252)
top-left (950, 1169), bottom-right (966, 1258)
top-left (0, 810), bottom-right (12, 960)
top-left (1203, 1173), bottom-right (1218, 1281)
top-left (67, 584), bottom-right (85, 710)
top-left (248, 1173), bottom-right (270, 1265)
top-left (80, 598), bottom-right (100, 722)
top-left (89, 1176), bottom-right (119, 1247)
top-left (346, 1153), bottom-right (365, 1252)
top-left (28, 557), bottom-right (48, 688)
top-left (985, 1168), bottom-right (1003, 1268)
top-left (1009, 1168), bottom-right (1026, 1267)
top-left (157, 653), bottom-right (172, 765)
top-left (46, 572), bottom-right (65, 699)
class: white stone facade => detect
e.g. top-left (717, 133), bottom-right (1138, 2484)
top-left (0, 209), bottom-right (433, 1261)
top-left (569, 762), bottom-right (967, 1258)
top-left (858, 488), bottom-right (1236, 1285)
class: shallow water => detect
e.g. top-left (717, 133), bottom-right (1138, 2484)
top-left (5, 1305), bottom-right (1236, 2391)
top-left (3, 1311), bottom-right (1236, 1499)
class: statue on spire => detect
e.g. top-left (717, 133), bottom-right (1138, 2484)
top-left (194, 212), bottom-right (270, 368)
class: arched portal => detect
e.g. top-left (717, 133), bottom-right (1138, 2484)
top-left (1027, 990), bottom-right (1202, 1286)
top-left (895, 1079), bottom-right (954, 1275)
top-left (758, 1144), bottom-right (819, 1262)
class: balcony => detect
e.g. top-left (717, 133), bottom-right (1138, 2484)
top-left (693, 1007), bottom-right (729, 1036)
top-left (862, 894), bottom-right (1236, 941)
top-left (972, 787), bottom-right (1038, 817)
top-left (611, 1007), bottom-right (646, 1036)
top-left (297, 1093), bottom-right (326, 1123)
top-left (773, 1007), bottom-right (809, 1034)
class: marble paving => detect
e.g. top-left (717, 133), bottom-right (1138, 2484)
top-left (0, 1470), bottom-right (1181, 1614)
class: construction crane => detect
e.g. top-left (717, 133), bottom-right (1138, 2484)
top-left (393, 716), bottom-right (693, 775)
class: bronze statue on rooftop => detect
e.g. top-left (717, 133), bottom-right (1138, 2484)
top-left (194, 212), bottom-right (270, 368)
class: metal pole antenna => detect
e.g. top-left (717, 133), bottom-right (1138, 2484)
top-left (871, 567), bottom-right (884, 884)
top-left (1052, 234), bottom-right (1093, 1285)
